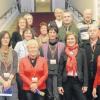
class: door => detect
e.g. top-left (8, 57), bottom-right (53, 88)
top-left (34, 0), bottom-right (52, 12)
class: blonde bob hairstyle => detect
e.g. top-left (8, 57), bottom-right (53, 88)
top-left (26, 39), bottom-right (39, 49)
top-left (24, 13), bottom-right (33, 20)
top-left (54, 8), bottom-right (64, 14)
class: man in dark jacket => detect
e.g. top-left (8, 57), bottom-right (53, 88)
top-left (82, 25), bottom-right (100, 100)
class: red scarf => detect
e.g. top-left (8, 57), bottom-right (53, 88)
top-left (65, 44), bottom-right (78, 76)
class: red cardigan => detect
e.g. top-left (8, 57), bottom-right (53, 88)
top-left (93, 56), bottom-right (100, 88)
top-left (19, 56), bottom-right (48, 90)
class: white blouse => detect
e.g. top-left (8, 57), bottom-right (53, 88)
top-left (14, 40), bottom-right (28, 60)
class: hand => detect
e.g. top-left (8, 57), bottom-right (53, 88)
top-left (3, 81), bottom-right (10, 89)
top-left (82, 86), bottom-right (88, 93)
top-left (32, 77), bottom-right (38, 83)
top-left (30, 83), bottom-right (38, 92)
top-left (92, 88), bottom-right (98, 98)
top-left (58, 87), bottom-right (64, 95)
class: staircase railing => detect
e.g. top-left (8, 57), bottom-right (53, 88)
top-left (0, 3), bottom-right (18, 20)
top-left (66, 0), bottom-right (83, 21)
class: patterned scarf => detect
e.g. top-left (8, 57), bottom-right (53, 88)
top-left (65, 44), bottom-right (78, 76)
top-left (0, 47), bottom-right (13, 72)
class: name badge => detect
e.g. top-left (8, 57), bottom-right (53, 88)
top-left (50, 59), bottom-right (56, 64)
top-left (4, 73), bottom-right (10, 78)
top-left (32, 77), bottom-right (38, 83)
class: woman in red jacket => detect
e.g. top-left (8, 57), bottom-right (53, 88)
top-left (19, 39), bottom-right (48, 100)
top-left (92, 56), bottom-right (100, 100)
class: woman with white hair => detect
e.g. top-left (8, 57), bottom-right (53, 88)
top-left (49, 8), bottom-right (64, 29)
top-left (14, 28), bottom-right (35, 100)
top-left (19, 39), bottom-right (48, 100)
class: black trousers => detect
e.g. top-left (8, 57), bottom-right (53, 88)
top-left (86, 78), bottom-right (94, 100)
top-left (24, 90), bottom-right (45, 100)
top-left (63, 76), bottom-right (86, 100)
top-left (47, 75), bottom-right (60, 100)
top-left (16, 73), bottom-right (24, 100)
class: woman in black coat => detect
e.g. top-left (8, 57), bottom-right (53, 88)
top-left (58, 33), bottom-right (88, 100)
top-left (11, 17), bottom-right (28, 48)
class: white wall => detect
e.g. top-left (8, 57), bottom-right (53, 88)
top-left (21, 0), bottom-right (34, 12)
top-left (0, 0), bottom-right (16, 17)
top-left (20, 0), bottom-right (65, 12)
top-left (52, 0), bottom-right (65, 11)
top-left (70, 0), bottom-right (94, 14)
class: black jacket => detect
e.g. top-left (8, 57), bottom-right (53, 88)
top-left (82, 39), bottom-right (100, 80)
top-left (11, 31), bottom-right (22, 48)
top-left (57, 48), bottom-right (88, 87)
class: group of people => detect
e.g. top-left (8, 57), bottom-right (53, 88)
top-left (0, 7), bottom-right (100, 100)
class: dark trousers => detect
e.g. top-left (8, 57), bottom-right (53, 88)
top-left (63, 76), bottom-right (86, 100)
top-left (24, 90), bottom-right (45, 100)
top-left (47, 75), bottom-right (60, 100)
top-left (86, 78), bottom-right (94, 100)
top-left (16, 73), bottom-right (24, 100)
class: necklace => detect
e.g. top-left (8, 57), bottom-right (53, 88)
top-left (49, 45), bottom-right (57, 59)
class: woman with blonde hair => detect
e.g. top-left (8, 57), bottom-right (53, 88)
top-left (24, 13), bottom-right (36, 36)
top-left (14, 28), bottom-right (35, 100)
top-left (19, 39), bottom-right (48, 100)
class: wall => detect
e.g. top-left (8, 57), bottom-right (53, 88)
top-left (0, 0), bottom-right (16, 17)
top-left (70, 0), bottom-right (94, 14)
top-left (0, 0), bottom-right (19, 31)
top-left (52, 0), bottom-right (65, 11)
top-left (21, 0), bottom-right (34, 12)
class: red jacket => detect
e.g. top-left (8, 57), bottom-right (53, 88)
top-left (19, 56), bottom-right (48, 90)
top-left (93, 56), bottom-right (100, 88)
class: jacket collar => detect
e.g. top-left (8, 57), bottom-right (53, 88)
top-left (86, 39), bottom-right (100, 45)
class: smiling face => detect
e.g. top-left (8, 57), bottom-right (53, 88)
top-left (40, 25), bottom-right (48, 35)
top-left (18, 18), bottom-right (27, 30)
top-left (23, 29), bottom-right (33, 41)
top-left (1, 32), bottom-right (10, 47)
top-left (28, 44), bottom-right (38, 57)
top-left (66, 34), bottom-right (77, 47)
top-left (27, 40), bottom-right (39, 58)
